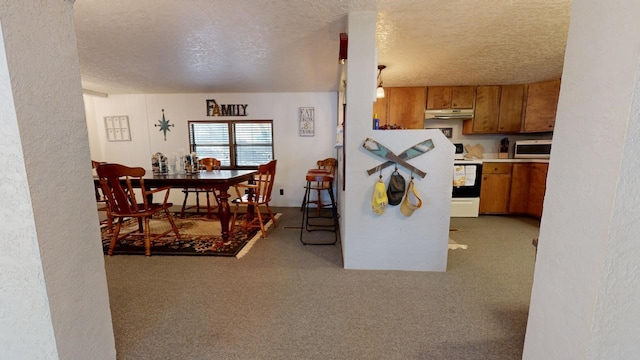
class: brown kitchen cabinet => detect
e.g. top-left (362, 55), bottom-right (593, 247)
top-left (526, 163), bottom-right (549, 217)
top-left (426, 86), bottom-right (474, 109)
top-left (373, 87), bottom-right (426, 129)
top-left (522, 79), bottom-right (561, 132)
top-left (464, 86), bottom-right (500, 134)
top-left (462, 84), bottom-right (523, 134)
top-left (498, 84), bottom-right (525, 133)
top-left (373, 95), bottom-right (388, 128)
top-left (508, 163), bottom-right (531, 213)
top-left (507, 162), bottom-right (549, 218)
top-left (479, 162), bottom-right (512, 214)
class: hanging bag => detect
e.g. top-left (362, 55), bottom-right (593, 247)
top-left (386, 169), bottom-right (406, 206)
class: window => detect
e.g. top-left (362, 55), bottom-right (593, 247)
top-left (188, 120), bottom-right (274, 169)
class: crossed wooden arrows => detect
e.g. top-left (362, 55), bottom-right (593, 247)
top-left (362, 138), bottom-right (434, 178)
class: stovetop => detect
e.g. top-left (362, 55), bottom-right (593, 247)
top-left (454, 158), bottom-right (483, 164)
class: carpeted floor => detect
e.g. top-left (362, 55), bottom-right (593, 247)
top-left (104, 208), bottom-right (540, 359)
top-left (101, 212), bottom-right (279, 257)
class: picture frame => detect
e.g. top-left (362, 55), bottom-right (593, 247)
top-left (299, 107), bottom-right (315, 137)
top-left (104, 115), bottom-right (131, 141)
top-left (427, 127), bottom-right (453, 138)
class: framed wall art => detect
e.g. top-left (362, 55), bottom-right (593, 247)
top-left (299, 107), bottom-right (315, 136)
top-left (427, 127), bottom-right (453, 138)
top-left (104, 115), bottom-right (131, 141)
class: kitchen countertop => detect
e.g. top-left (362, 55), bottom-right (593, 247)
top-left (462, 158), bottom-right (550, 163)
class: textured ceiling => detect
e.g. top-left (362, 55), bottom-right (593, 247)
top-left (73, 0), bottom-right (571, 95)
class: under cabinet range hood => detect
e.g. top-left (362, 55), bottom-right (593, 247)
top-left (425, 108), bottom-right (474, 120)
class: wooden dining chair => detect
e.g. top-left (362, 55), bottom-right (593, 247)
top-left (180, 157), bottom-right (221, 218)
top-left (92, 160), bottom-right (113, 232)
top-left (300, 157), bottom-right (338, 215)
top-left (230, 159), bottom-right (277, 238)
top-left (96, 163), bottom-right (180, 256)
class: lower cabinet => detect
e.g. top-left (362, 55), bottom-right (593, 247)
top-left (480, 162), bottom-right (549, 218)
top-left (526, 163), bottom-right (549, 218)
top-left (479, 163), bottom-right (512, 214)
top-left (508, 163), bottom-right (531, 213)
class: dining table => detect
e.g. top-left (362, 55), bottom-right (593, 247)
top-left (96, 169), bottom-right (257, 245)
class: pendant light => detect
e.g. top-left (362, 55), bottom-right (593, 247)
top-left (376, 65), bottom-right (386, 98)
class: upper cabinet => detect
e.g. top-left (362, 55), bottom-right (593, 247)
top-left (467, 85), bottom-right (500, 133)
top-left (374, 80), bottom-right (558, 133)
top-left (521, 79), bottom-right (561, 132)
top-left (373, 95), bottom-right (388, 128)
top-left (497, 84), bottom-right (525, 133)
top-left (389, 87), bottom-right (427, 129)
top-left (372, 87), bottom-right (426, 129)
top-left (426, 86), bottom-right (475, 109)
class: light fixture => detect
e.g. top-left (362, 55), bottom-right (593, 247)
top-left (376, 65), bottom-right (386, 98)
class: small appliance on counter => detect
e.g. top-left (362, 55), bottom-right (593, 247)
top-left (514, 139), bottom-right (552, 159)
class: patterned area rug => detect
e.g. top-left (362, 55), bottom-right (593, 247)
top-left (101, 213), bottom-right (280, 257)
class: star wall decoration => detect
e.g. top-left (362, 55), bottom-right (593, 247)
top-left (155, 109), bottom-right (174, 141)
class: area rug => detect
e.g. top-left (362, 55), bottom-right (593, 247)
top-left (100, 213), bottom-right (281, 258)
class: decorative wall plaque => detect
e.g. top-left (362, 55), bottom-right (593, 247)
top-left (299, 107), bottom-right (314, 137)
top-left (207, 99), bottom-right (248, 116)
top-left (104, 115), bottom-right (131, 141)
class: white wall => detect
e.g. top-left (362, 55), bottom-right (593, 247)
top-left (523, 1), bottom-right (640, 359)
top-left (0, 1), bottom-right (115, 359)
top-left (341, 12), bottom-right (451, 272)
top-left (84, 92), bottom-right (339, 207)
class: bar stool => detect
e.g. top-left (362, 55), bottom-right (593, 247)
top-left (300, 170), bottom-right (339, 245)
top-left (300, 158), bottom-right (338, 215)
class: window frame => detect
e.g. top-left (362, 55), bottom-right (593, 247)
top-left (187, 119), bottom-right (274, 170)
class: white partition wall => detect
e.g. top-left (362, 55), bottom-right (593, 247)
top-left (341, 12), bottom-right (452, 272)
top-left (524, 1), bottom-right (640, 358)
top-left (0, 1), bottom-right (115, 359)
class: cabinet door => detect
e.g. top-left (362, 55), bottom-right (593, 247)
top-left (451, 86), bottom-right (475, 108)
top-left (508, 163), bottom-right (531, 213)
top-left (479, 163), bottom-right (512, 214)
top-left (373, 96), bottom-right (388, 128)
top-left (388, 87), bottom-right (426, 129)
top-left (498, 84), bottom-right (524, 133)
top-left (527, 163), bottom-right (549, 218)
top-left (479, 174), bottom-right (512, 214)
top-left (472, 86), bottom-right (500, 133)
top-left (426, 86), bottom-right (452, 109)
top-left (522, 79), bottom-right (560, 132)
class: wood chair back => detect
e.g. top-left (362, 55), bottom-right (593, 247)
top-left (198, 157), bottom-right (221, 169)
top-left (231, 159), bottom-right (278, 237)
top-left (96, 163), bottom-right (147, 216)
top-left (253, 159), bottom-right (277, 204)
top-left (317, 158), bottom-right (337, 175)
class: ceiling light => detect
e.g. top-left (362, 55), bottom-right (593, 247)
top-left (376, 65), bottom-right (386, 98)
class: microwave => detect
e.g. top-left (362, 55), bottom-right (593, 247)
top-left (514, 140), bottom-right (552, 159)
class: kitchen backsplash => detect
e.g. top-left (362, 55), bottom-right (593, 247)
top-left (424, 118), bottom-right (552, 157)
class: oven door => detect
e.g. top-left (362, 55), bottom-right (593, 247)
top-left (452, 162), bottom-right (482, 198)
top-left (451, 162), bottom-right (482, 217)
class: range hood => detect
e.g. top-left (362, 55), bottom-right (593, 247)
top-left (425, 108), bottom-right (474, 120)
